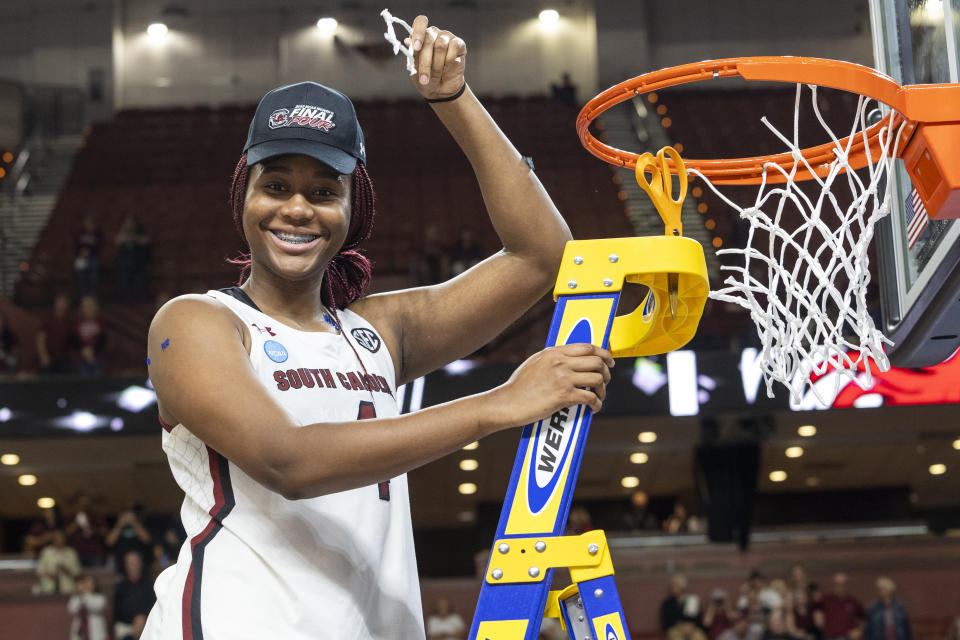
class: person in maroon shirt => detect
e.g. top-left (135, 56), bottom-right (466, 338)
top-left (74, 296), bottom-right (106, 376)
top-left (65, 490), bottom-right (108, 568)
top-left (820, 573), bottom-right (865, 640)
top-left (37, 293), bottom-right (74, 374)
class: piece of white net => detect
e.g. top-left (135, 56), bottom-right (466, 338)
top-left (381, 8), bottom-right (417, 75)
top-left (692, 84), bottom-right (910, 406)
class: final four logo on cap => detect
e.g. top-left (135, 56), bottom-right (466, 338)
top-left (267, 104), bottom-right (335, 132)
top-left (263, 340), bottom-right (289, 363)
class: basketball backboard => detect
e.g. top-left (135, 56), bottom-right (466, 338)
top-left (870, 0), bottom-right (960, 366)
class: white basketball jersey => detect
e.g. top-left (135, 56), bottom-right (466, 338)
top-left (142, 289), bottom-right (425, 640)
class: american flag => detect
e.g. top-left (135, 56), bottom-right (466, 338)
top-left (906, 187), bottom-right (929, 250)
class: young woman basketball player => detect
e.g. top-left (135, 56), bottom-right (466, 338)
top-left (142, 15), bottom-right (612, 639)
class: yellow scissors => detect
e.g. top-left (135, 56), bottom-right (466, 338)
top-left (634, 146), bottom-right (688, 318)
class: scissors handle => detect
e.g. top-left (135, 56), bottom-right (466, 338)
top-left (634, 146), bottom-right (687, 237)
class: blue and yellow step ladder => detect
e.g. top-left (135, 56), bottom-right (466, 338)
top-left (468, 147), bottom-right (709, 640)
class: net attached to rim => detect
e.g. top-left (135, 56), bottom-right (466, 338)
top-left (694, 85), bottom-right (908, 405)
top-left (576, 58), bottom-right (924, 405)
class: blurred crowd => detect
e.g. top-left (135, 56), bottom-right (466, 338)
top-left (23, 490), bottom-right (183, 640)
top-left (658, 568), bottom-right (911, 640)
top-left (0, 213), bottom-right (152, 378)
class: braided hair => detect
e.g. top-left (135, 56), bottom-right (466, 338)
top-left (228, 153), bottom-right (375, 309)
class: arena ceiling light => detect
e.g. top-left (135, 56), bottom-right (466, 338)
top-left (0, 407), bottom-right (11, 422)
top-left (538, 9), bottom-right (559, 27)
top-left (629, 452), bottom-right (649, 464)
top-left (797, 425), bottom-right (817, 437)
top-left (785, 446), bottom-right (804, 458)
top-left (18, 474), bottom-right (37, 486)
top-left (458, 482), bottom-right (477, 495)
top-left (637, 431), bottom-right (657, 443)
top-left (620, 476), bottom-right (640, 488)
top-left (953, 438), bottom-right (960, 450)
top-left (769, 470), bottom-right (787, 482)
top-left (0, 454), bottom-right (19, 466)
top-left (459, 459), bottom-right (479, 471)
top-left (316, 17), bottom-right (338, 35)
top-left (462, 441), bottom-right (479, 451)
top-left (147, 22), bottom-right (169, 39)
top-left (929, 463), bottom-right (947, 475)
top-left (37, 497), bottom-right (55, 509)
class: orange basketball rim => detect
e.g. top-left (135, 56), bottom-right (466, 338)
top-left (576, 57), bottom-right (960, 220)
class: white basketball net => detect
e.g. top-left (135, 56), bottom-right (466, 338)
top-left (693, 84), bottom-right (910, 406)
top-left (381, 8), bottom-right (417, 75)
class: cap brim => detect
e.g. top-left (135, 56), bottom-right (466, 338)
top-left (246, 139), bottom-right (358, 174)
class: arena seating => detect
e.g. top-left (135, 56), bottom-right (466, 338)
top-left (15, 96), bottom-right (632, 371)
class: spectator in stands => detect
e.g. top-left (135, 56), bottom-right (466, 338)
top-left (762, 579), bottom-right (789, 615)
top-left (670, 598), bottom-right (707, 640)
top-left (65, 490), bottom-right (108, 567)
top-left (75, 216), bottom-right (102, 299)
top-left (68, 574), bottom-right (109, 640)
top-left (114, 551), bottom-right (155, 640)
top-left (663, 500), bottom-right (702, 533)
top-left (718, 611), bottom-right (762, 640)
top-left (34, 529), bottom-right (81, 595)
top-left (23, 503), bottom-right (62, 556)
top-left (0, 309), bottom-right (18, 373)
top-left (789, 564), bottom-right (809, 597)
top-left (661, 573), bottom-right (693, 633)
top-left (155, 518), bottom-right (185, 572)
top-left (705, 589), bottom-right (736, 640)
top-left (566, 504), bottom-right (593, 534)
top-left (863, 577), bottom-right (911, 640)
top-left (765, 611), bottom-right (795, 640)
top-left (106, 504), bottom-right (152, 576)
top-left (74, 296), bottom-right (106, 376)
top-left (37, 293), bottom-right (74, 373)
top-left (411, 223), bottom-right (450, 286)
top-left (448, 225), bottom-right (485, 276)
top-left (550, 72), bottom-right (578, 107)
top-left (114, 215), bottom-right (153, 302)
top-left (820, 573), bottom-right (865, 640)
top-left (426, 597), bottom-right (466, 640)
top-left (789, 583), bottom-right (820, 640)
top-left (739, 570), bottom-right (770, 637)
top-left (622, 490), bottom-right (659, 531)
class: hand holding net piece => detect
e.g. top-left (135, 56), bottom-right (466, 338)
top-left (381, 8), bottom-right (416, 76)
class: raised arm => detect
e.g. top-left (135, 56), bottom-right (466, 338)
top-left (356, 16), bottom-right (573, 385)
top-left (148, 296), bottom-right (611, 500)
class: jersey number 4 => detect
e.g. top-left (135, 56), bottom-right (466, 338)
top-left (358, 401), bottom-right (390, 502)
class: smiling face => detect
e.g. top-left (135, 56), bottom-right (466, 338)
top-left (243, 154), bottom-right (352, 283)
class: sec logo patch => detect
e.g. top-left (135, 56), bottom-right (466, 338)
top-left (264, 340), bottom-right (289, 363)
top-left (351, 328), bottom-right (381, 353)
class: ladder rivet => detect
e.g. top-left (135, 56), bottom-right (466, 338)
top-left (588, 543), bottom-right (599, 555)
top-left (528, 566), bottom-right (540, 578)
top-left (609, 254), bottom-right (619, 263)
top-left (491, 568), bottom-right (503, 580)
top-left (594, 588), bottom-right (604, 598)
top-left (573, 255), bottom-right (584, 265)
top-left (567, 280), bottom-right (578, 289)
top-left (602, 278), bottom-right (613, 287)
top-left (535, 541), bottom-right (546, 552)
top-left (498, 543), bottom-right (510, 554)
top-left (578, 616), bottom-right (584, 622)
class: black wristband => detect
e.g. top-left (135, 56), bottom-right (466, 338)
top-left (425, 83), bottom-right (466, 104)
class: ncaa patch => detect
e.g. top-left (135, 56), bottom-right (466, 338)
top-left (351, 328), bottom-right (381, 353)
top-left (263, 340), bottom-right (289, 363)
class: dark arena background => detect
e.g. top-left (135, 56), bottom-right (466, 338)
top-left (1, 1), bottom-right (959, 638)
